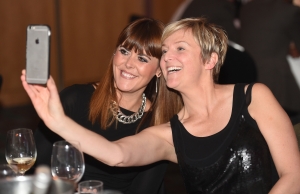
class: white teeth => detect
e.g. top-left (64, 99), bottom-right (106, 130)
top-left (167, 67), bottom-right (182, 72)
top-left (121, 71), bottom-right (136, 78)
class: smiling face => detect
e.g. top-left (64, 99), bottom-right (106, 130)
top-left (113, 46), bottom-right (160, 94)
top-left (108, 18), bottom-right (164, 97)
top-left (161, 18), bottom-right (228, 84)
top-left (160, 29), bottom-right (203, 91)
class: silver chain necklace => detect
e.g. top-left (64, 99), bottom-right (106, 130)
top-left (110, 93), bottom-right (146, 124)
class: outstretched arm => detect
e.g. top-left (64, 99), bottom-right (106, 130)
top-left (21, 70), bottom-right (176, 166)
top-left (21, 70), bottom-right (124, 165)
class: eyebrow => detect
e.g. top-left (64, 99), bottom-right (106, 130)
top-left (120, 46), bottom-right (152, 60)
top-left (139, 53), bottom-right (152, 60)
top-left (162, 40), bottom-right (190, 47)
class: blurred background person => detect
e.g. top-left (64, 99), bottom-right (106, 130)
top-left (291, 0), bottom-right (300, 6)
top-left (171, 0), bottom-right (240, 43)
top-left (239, 0), bottom-right (300, 117)
top-left (286, 0), bottom-right (300, 93)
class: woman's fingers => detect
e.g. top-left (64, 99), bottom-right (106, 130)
top-left (47, 76), bottom-right (60, 101)
top-left (21, 69), bottom-right (68, 131)
top-left (21, 69), bottom-right (48, 109)
top-left (21, 72), bottom-right (36, 100)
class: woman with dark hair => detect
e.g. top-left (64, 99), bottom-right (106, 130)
top-left (32, 18), bottom-right (183, 194)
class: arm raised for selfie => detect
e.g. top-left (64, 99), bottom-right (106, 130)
top-left (21, 70), bottom-right (175, 167)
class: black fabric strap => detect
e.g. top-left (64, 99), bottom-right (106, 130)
top-left (170, 115), bottom-right (181, 155)
top-left (245, 83), bottom-right (255, 106)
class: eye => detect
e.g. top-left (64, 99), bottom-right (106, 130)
top-left (138, 56), bottom-right (148, 63)
top-left (177, 47), bottom-right (185, 51)
top-left (119, 47), bottom-right (130, 55)
top-left (162, 49), bottom-right (167, 54)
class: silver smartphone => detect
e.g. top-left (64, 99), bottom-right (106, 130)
top-left (26, 25), bottom-right (51, 84)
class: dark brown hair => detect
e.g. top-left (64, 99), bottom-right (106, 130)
top-left (89, 18), bottom-right (183, 130)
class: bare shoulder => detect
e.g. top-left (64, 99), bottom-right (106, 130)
top-left (249, 83), bottom-right (277, 106)
top-left (248, 83), bottom-right (287, 121)
top-left (248, 83), bottom-right (273, 96)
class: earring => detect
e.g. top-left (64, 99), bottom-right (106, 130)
top-left (156, 77), bottom-right (159, 93)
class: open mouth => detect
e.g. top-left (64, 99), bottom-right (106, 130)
top-left (167, 67), bottom-right (182, 73)
top-left (121, 70), bottom-right (136, 78)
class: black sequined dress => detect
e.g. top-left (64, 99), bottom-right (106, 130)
top-left (170, 83), bottom-right (276, 194)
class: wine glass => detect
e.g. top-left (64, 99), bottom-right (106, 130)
top-left (0, 164), bottom-right (17, 178)
top-left (5, 128), bottom-right (37, 176)
top-left (51, 140), bottom-right (85, 183)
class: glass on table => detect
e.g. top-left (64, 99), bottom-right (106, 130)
top-left (78, 180), bottom-right (103, 194)
top-left (5, 128), bottom-right (37, 176)
top-left (0, 164), bottom-right (17, 178)
top-left (51, 140), bottom-right (85, 183)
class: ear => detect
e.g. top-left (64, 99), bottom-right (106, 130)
top-left (205, 52), bottom-right (218, 70)
top-left (156, 68), bottom-right (162, 78)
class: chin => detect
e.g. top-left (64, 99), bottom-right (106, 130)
top-left (166, 81), bottom-right (179, 90)
top-left (117, 87), bottom-right (133, 92)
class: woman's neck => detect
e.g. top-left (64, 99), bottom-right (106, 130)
top-left (179, 82), bottom-right (220, 119)
top-left (117, 91), bottom-right (148, 112)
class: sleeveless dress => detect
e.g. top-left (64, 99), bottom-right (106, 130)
top-left (170, 83), bottom-right (276, 194)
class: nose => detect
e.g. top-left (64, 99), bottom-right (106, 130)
top-left (162, 50), bottom-right (173, 62)
top-left (125, 54), bottom-right (135, 69)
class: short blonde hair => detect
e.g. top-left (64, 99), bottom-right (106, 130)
top-left (162, 17), bottom-right (228, 82)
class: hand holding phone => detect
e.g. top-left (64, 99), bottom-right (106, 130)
top-left (26, 25), bottom-right (51, 84)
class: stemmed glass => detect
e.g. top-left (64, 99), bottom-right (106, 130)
top-left (0, 164), bottom-right (17, 178)
top-left (51, 140), bottom-right (85, 183)
top-left (5, 128), bottom-right (37, 176)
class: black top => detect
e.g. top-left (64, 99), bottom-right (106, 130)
top-left (33, 84), bottom-right (168, 194)
top-left (171, 83), bottom-right (277, 194)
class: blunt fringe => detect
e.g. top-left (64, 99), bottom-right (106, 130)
top-left (89, 18), bottom-right (183, 130)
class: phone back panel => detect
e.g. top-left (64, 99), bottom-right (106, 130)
top-left (26, 25), bottom-right (50, 84)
